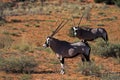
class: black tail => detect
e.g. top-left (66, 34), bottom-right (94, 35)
top-left (101, 28), bottom-right (108, 42)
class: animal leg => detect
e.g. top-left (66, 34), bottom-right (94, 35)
top-left (81, 54), bottom-right (86, 64)
top-left (60, 57), bottom-right (65, 75)
top-left (84, 54), bottom-right (91, 62)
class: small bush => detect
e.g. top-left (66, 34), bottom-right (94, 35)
top-left (0, 55), bottom-right (38, 73)
top-left (91, 39), bottom-right (120, 58)
top-left (77, 62), bottom-right (103, 76)
top-left (101, 73), bottom-right (120, 80)
top-left (0, 35), bottom-right (13, 49)
top-left (13, 43), bottom-right (34, 52)
top-left (12, 38), bottom-right (36, 53)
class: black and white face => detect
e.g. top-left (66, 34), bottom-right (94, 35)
top-left (72, 27), bottom-right (79, 36)
top-left (43, 37), bottom-right (51, 48)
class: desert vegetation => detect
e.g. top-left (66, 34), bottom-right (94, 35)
top-left (0, 0), bottom-right (119, 80)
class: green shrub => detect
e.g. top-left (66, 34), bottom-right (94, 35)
top-left (77, 62), bottom-right (103, 76)
top-left (101, 73), bottom-right (120, 80)
top-left (91, 39), bottom-right (120, 58)
top-left (0, 55), bottom-right (38, 73)
top-left (114, 0), bottom-right (120, 7)
top-left (12, 40), bottom-right (35, 53)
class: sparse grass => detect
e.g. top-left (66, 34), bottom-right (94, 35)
top-left (20, 28), bottom-right (26, 32)
top-left (11, 19), bottom-right (21, 23)
top-left (0, 35), bottom-right (13, 49)
top-left (77, 62), bottom-right (103, 76)
top-left (12, 37), bottom-right (36, 53)
top-left (0, 55), bottom-right (38, 73)
top-left (115, 57), bottom-right (120, 64)
top-left (25, 24), bottom-right (30, 27)
top-left (97, 23), bottom-right (105, 26)
top-left (44, 48), bottom-right (53, 54)
top-left (102, 16), bottom-right (118, 21)
top-left (98, 12), bottom-right (106, 17)
top-left (45, 20), bottom-right (56, 22)
top-left (0, 75), bottom-right (14, 80)
top-left (2, 30), bottom-right (10, 35)
top-left (19, 74), bottom-right (32, 80)
top-left (0, 20), bottom-right (6, 25)
top-left (34, 24), bottom-right (40, 28)
top-left (49, 58), bottom-right (59, 64)
top-left (100, 72), bottom-right (120, 80)
top-left (12, 27), bottom-right (18, 30)
top-left (91, 39), bottom-right (120, 58)
top-left (12, 43), bottom-right (34, 53)
top-left (61, 78), bottom-right (77, 80)
top-left (10, 32), bottom-right (20, 36)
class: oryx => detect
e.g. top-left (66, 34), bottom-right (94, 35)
top-left (72, 26), bottom-right (108, 43)
top-left (71, 12), bottom-right (108, 43)
top-left (43, 20), bottom-right (91, 74)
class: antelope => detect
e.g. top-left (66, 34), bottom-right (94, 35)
top-left (72, 26), bottom-right (108, 43)
top-left (71, 12), bottom-right (108, 43)
top-left (43, 20), bottom-right (91, 74)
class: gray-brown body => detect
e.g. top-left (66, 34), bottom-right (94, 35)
top-left (48, 37), bottom-right (90, 58)
top-left (72, 27), bottom-right (108, 42)
top-left (43, 37), bottom-right (91, 74)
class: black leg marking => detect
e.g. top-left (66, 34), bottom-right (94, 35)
top-left (60, 57), bottom-right (65, 74)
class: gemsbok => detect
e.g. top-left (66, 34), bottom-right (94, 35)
top-left (43, 20), bottom-right (91, 74)
top-left (72, 26), bottom-right (108, 43)
top-left (71, 12), bottom-right (108, 43)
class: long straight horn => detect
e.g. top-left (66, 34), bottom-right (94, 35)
top-left (71, 16), bottom-right (76, 26)
top-left (50, 20), bottom-right (64, 37)
top-left (55, 19), bottom-right (69, 34)
top-left (78, 13), bottom-right (84, 27)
